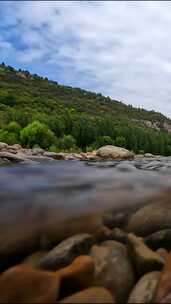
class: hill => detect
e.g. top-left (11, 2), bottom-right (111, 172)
top-left (0, 62), bottom-right (171, 155)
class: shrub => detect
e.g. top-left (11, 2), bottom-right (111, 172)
top-left (58, 134), bottom-right (77, 150)
top-left (20, 121), bottom-right (56, 148)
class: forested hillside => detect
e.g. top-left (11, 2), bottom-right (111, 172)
top-left (0, 62), bottom-right (171, 155)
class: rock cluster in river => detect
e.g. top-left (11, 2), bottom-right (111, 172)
top-left (0, 142), bottom-right (136, 164)
top-left (1, 199), bottom-right (171, 302)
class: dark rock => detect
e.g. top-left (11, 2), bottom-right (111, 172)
top-left (103, 210), bottom-right (129, 229)
top-left (145, 229), bottom-right (171, 250)
top-left (91, 240), bottom-right (135, 303)
top-left (57, 255), bottom-right (95, 299)
top-left (60, 287), bottom-right (115, 303)
top-left (128, 271), bottom-right (160, 303)
top-left (38, 233), bottom-right (94, 270)
top-left (127, 233), bottom-right (164, 275)
top-left (94, 226), bottom-right (127, 244)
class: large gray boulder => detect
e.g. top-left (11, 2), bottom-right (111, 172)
top-left (96, 145), bottom-right (134, 159)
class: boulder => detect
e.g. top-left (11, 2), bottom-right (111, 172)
top-left (145, 229), bottom-right (171, 250)
top-left (128, 271), bottom-right (160, 303)
top-left (0, 151), bottom-right (27, 163)
top-left (0, 265), bottom-right (60, 303)
top-left (127, 233), bottom-right (164, 275)
top-left (32, 148), bottom-right (44, 155)
top-left (57, 255), bottom-right (95, 298)
top-left (127, 202), bottom-right (171, 237)
top-left (11, 144), bottom-right (22, 150)
top-left (96, 145), bottom-right (134, 160)
top-left (0, 142), bottom-right (8, 150)
top-left (91, 240), bottom-right (134, 302)
top-left (144, 153), bottom-right (154, 158)
top-left (60, 287), bottom-right (115, 303)
top-left (38, 233), bottom-right (94, 270)
top-left (43, 151), bottom-right (65, 160)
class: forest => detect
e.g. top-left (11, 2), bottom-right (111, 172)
top-left (0, 63), bottom-right (171, 155)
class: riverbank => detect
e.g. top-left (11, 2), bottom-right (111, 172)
top-left (0, 142), bottom-right (164, 165)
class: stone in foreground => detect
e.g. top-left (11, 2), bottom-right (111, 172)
top-left (60, 287), bottom-right (115, 303)
top-left (38, 233), bottom-right (94, 270)
top-left (127, 233), bottom-right (164, 275)
top-left (96, 145), bottom-right (134, 159)
top-left (128, 271), bottom-right (160, 303)
top-left (0, 265), bottom-right (60, 303)
top-left (127, 201), bottom-right (171, 236)
top-left (91, 240), bottom-right (134, 303)
top-left (155, 253), bottom-right (171, 303)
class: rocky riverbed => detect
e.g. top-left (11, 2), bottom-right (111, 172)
top-left (1, 143), bottom-right (171, 302)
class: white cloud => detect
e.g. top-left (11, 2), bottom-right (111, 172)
top-left (1, 1), bottom-right (171, 117)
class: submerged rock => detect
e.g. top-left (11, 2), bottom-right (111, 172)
top-left (127, 233), bottom-right (164, 275)
top-left (128, 271), bottom-right (160, 303)
top-left (91, 240), bottom-right (134, 302)
top-left (145, 229), bottom-right (171, 250)
top-left (38, 233), bottom-right (94, 270)
top-left (96, 145), bottom-right (134, 160)
top-left (0, 265), bottom-right (61, 303)
top-left (127, 201), bottom-right (171, 236)
top-left (155, 253), bottom-right (171, 303)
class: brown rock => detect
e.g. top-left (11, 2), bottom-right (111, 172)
top-left (128, 271), bottom-right (160, 303)
top-left (127, 202), bottom-right (171, 237)
top-left (127, 233), bottom-right (164, 275)
top-left (0, 265), bottom-right (60, 303)
top-left (60, 287), bottom-right (115, 303)
top-left (91, 240), bottom-right (134, 302)
top-left (155, 253), bottom-right (171, 303)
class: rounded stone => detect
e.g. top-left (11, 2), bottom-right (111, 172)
top-left (91, 240), bottom-right (135, 303)
top-left (128, 271), bottom-right (160, 303)
top-left (127, 202), bottom-right (171, 237)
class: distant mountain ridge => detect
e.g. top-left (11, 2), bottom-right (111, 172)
top-left (0, 62), bottom-right (170, 127)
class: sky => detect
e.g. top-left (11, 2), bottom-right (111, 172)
top-left (1, 1), bottom-right (171, 117)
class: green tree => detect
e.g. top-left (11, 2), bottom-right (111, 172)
top-left (20, 121), bottom-right (56, 148)
top-left (58, 134), bottom-right (76, 150)
top-left (115, 136), bottom-right (126, 148)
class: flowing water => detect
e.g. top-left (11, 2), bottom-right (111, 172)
top-left (1, 158), bottom-right (171, 270)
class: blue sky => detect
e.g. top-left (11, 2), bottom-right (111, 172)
top-left (1, 1), bottom-right (171, 117)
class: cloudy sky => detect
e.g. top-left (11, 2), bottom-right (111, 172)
top-left (1, 1), bottom-right (171, 117)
